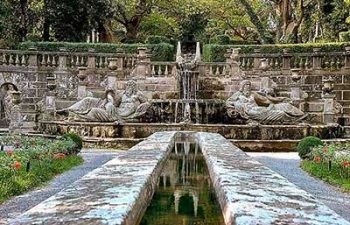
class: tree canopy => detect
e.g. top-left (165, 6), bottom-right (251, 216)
top-left (0, 0), bottom-right (349, 46)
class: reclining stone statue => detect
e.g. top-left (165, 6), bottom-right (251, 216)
top-left (57, 80), bottom-right (150, 122)
top-left (226, 80), bottom-right (307, 124)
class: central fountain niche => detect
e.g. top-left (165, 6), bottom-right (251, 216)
top-left (148, 42), bottom-right (227, 124)
top-left (138, 133), bottom-right (225, 225)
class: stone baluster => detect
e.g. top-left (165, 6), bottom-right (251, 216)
top-left (21, 54), bottom-right (26, 66)
top-left (164, 65), bottom-right (169, 76)
top-left (9, 91), bottom-right (22, 134)
top-left (312, 48), bottom-right (322, 70)
top-left (77, 67), bottom-right (88, 99)
top-left (151, 65), bottom-right (156, 76)
top-left (87, 48), bottom-right (96, 69)
top-left (209, 65), bottom-right (213, 76)
top-left (345, 46), bottom-right (350, 69)
top-left (157, 65), bottom-right (162, 76)
top-left (28, 47), bottom-right (38, 69)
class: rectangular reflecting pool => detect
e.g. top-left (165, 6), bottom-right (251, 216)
top-left (138, 135), bottom-right (225, 225)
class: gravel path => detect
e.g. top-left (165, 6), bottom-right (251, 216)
top-left (248, 152), bottom-right (350, 222)
top-left (0, 149), bottom-right (119, 225)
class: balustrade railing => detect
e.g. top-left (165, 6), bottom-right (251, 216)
top-left (0, 49), bottom-right (138, 72)
top-left (200, 62), bottom-right (230, 77)
top-left (1, 47), bottom-right (349, 76)
top-left (150, 62), bottom-right (177, 77)
top-left (238, 50), bottom-right (349, 71)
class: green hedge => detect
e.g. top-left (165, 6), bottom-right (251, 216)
top-left (210, 35), bottom-right (257, 45)
top-left (145, 35), bottom-right (171, 44)
top-left (17, 42), bottom-right (175, 61)
top-left (203, 42), bottom-right (350, 62)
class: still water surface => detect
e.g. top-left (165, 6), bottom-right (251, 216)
top-left (139, 138), bottom-right (225, 225)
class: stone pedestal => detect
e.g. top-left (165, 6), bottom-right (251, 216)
top-left (226, 48), bottom-right (241, 77)
top-left (9, 91), bottom-right (22, 134)
top-left (253, 48), bottom-right (261, 70)
top-left (77, 67), bottom-right (88, 99)
top-left (282, 49), bottom-right (292, 70)
top-left (43, 76), bottom-right (57, 121)
top-left (87, 48), bottom-right (96, 69)
top-left (58, 48), bottom-right (68, 71)
top-left (107, 58), bottom-right (119, 90)
top-left (345, 46), bottom-right (350, 69)
top-left (312, 48), bottom-right (322, 70)
top-left (133, 47), bottom-right (151, 78)
top-left (28, 47), bottom-right (38, 69)
top-left (323, 94), bottom-right (337, 124)
top-left (290, 69), bottom-right (302, 100)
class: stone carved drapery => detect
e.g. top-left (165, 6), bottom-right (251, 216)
top-left (226, 80), bottom-right (307, 124)
top-left (57, 80), bottom-right (150, 122)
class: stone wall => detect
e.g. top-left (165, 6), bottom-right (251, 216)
top-left (1, 46), bottom-right (350, 131)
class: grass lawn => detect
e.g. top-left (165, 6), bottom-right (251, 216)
top-left (0, 155), bottom-right (83, 203)
top-left (301, 160), bottom-right (350, 192)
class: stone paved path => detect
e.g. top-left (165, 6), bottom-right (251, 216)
top-left (248, 152), bottom-right (350, 222)
top-left (0, 149), bottom-right (119, 225)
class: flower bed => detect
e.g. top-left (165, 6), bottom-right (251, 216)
top-left (301, 143), bottom-right (350, 191)
top-left (0, 135), bottom-right (83, 203)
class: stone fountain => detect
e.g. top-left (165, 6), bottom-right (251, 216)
top-left (35, 43), bottom-right (344, 151)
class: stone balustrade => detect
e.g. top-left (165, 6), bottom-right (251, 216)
top-left (150, 62), bottom-right (177, 77)
top-left (238, 49), bottom-right (348, 71)
top-left (1, 46), bottom-right (350, 131)
top-left (0, 48), bottom-right (137, 72)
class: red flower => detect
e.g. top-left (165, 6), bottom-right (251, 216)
top-left (343, 161), bottom-right (350, 168)
top-left (53, 153), bottom-right (66, 159)
top-left (14, 142), bottom-right (21, 148)
top-left (6, 149), bottom-right (14, 156)
top-left (323, 147), bottom-right (328, 153)
top-left (13, 161), bottom-right (21, 170)
top-left (314, 156), bottom-right (321, 163)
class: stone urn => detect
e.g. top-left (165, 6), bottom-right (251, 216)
top-left (108, 58), bottom-right (119, 71)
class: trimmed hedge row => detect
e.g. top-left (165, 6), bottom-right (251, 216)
top-left (17, 42), bottom-right (175, 61)
top-left (203, 42), bottom-right (350, 62)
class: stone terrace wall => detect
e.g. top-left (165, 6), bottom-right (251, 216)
top-left (1, 46), bottom-right (350, 131)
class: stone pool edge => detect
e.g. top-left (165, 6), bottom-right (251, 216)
top-left (9, 131), bottom-right (177, 225)
top-left (196, 132), bottom-right (350, 225)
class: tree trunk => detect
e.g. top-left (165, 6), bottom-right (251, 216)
top-left (19, 0), bottom-right (28, 41)
top-left (238, 0), bottom-right (274, 44)
top-left (125, 23), bottom-right (139, 42)
top-left (42, 0), bottom-right (50, 41)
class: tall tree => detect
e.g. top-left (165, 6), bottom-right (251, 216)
top-left (113, 0), bottom-right (155, 42)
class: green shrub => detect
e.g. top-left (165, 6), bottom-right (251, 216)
top-left (340, 31), bottom-right (350, 42)
top-left (297, 136), bottom-right (323, 159)
top-left (17, 42), bottom-right (175, 61)
top-left (203, 42), bottom-right (350, 62)
top-left (145, 35), bottom-right (171, 44)
top-left (210, 35), bottom-right (232, 45)
top-left (62, 133), bottom-right (83, 153)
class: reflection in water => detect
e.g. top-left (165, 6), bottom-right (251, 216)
top-left (139, 137), bottom-right (225, 225)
